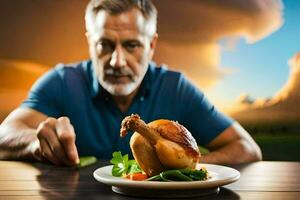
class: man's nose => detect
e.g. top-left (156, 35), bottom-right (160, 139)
top-left (110, 46), bottom-right (126, 68)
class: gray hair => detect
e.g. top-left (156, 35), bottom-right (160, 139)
top-left (85, 0), bottom-right (157, 37)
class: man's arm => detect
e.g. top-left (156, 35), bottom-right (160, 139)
top-left (200, 122), bottom-right (262, 164)
top-left (0, 108), bottom-right (46, 160)
top-left (0, 107), bottom-right (79, 165)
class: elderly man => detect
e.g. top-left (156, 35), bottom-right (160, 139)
top-left (0, 0), bottom-right (261, 166)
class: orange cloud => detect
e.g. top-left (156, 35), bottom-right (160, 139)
top-left (0, 59), bottom-right (48, 121)
top-left (153, 0), bottom-right (283, 88)
top-left (271, 53), bottom-right (300, 104)
top-left (230, 52), bottom-right (300, 123)
top-left (0, 59), bottom-right (48, 90)
top-left (0, 0), bottom-right (89, 66)
top-left (0, 0), bottom-right (283, 89)
top-left (154, 41), bottom-right (224, 88)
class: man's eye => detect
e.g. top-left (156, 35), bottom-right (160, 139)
top-left (97, 41), bottom-right (114, 53)
top-left (124, 42), bottom-right (141, 52)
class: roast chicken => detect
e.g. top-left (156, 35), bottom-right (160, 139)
top-left (120, 114), bottom-right (200, 176)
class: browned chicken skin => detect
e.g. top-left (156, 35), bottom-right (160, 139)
top-left (120, 114), bottom-right (200, 176)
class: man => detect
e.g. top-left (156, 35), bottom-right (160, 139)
top-left (0, 0), bottom-right (262, 166)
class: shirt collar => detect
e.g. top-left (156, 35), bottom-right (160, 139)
top-left (84, 60), bottom-right (155, 99)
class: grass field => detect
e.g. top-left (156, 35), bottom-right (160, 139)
top-left (199, 133), bottom-right (300, 161)
top-left (253, 134), bottom-right (300, 161)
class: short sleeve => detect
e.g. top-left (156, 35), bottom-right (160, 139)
top-left (177, 75), bottom-right (234, 145)
top-left (21, 65), bottom-right (64, 118)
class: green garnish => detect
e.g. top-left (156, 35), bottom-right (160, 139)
top-left (180, 168), bottom-right (208, 181)
top-left (77, 156), bottom-right (97, 168)
top-left (110, 151), bottom-right (142, 177)
top-left (159, 169), bottom-right (193, 181)
top-left (110, 151), bottom-right (208, 181)
top-left (146, 168), bottom-right (208, 182)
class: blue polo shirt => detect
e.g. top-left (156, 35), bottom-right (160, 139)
top-left (21, 60), bottom-right (233, 159)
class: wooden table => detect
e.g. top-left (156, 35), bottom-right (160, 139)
top-left (0, 161), bottom-right (299, 200)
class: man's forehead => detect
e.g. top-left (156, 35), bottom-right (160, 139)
top-left (94, 9), bottom-right (145, 33)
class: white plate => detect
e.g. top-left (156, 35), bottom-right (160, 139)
top-left (93, 164), bottom-right (240, 190)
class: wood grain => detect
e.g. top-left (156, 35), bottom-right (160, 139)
top-left (0, 161), bottom-right (299, 199)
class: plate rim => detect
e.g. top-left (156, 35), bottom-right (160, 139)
top-left (93, 163), bottom-right (240, 189)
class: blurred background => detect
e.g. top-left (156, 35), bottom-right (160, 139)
top-left (0, 0), bottom-right (299, 161)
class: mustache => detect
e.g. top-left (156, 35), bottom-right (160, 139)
top-left (104, 68), bottom-right (133, 77)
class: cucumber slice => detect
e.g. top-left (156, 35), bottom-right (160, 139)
top-left (77, 156), bottom-right (97, 168)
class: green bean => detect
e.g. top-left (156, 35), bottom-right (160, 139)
top-left (178, 168), bottom-right (208, 180)
top-left (160, 170), bottom-right (193, 181)
top-left (146, 168), bottom-right (208, 182)
top-left (179, 168), bottom-right (193, 175)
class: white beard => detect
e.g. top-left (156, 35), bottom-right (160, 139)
top-left (91, 54), bottom-right (148, 97)
top-left (99, 79), bottom-right (139, 96)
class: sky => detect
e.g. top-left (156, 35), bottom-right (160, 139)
top-left (0, 0), bottom-right (299, 121)
top-left (208, 0), bottom-right (300, 111)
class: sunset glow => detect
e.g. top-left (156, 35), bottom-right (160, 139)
top-left (0, 0), bottom-right (299, 123)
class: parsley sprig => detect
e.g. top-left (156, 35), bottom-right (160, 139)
top-left (110, 151), bottom-right (143, 177)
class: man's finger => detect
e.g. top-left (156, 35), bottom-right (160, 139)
top-left (44, 117), bottom-right (57, 126)
top-left (39, 138), bottom-right (61, 165)
top-left (56, 117), bottom-right (79, 165)
top-left (42, 129), bottom-right (70, 166)
top-left (37, 118), bottom-right (70, 165)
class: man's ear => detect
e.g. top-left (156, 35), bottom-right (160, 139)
top-left (150, 33), bottom-right (158, 50)
top-left (149, 33), bottom-right (158, 58)
top-left (85, 31), bottom-right (91, 44)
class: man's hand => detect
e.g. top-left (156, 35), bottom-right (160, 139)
top-left (36, 116), bottom-right (79, 166)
